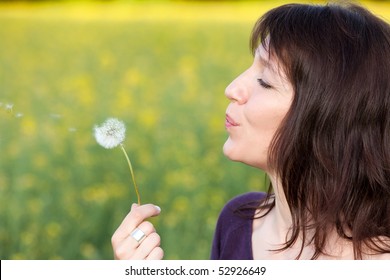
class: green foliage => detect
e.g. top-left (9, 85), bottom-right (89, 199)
top-left (0, 1), bottom-right (268, 259)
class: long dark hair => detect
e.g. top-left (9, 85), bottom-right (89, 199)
top-left (250, 3), bottom-right (390, 259)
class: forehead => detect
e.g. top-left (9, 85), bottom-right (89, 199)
top-left (255, 44), bottom-right (281, 75)
top-left (256, 44), bottom-right (278, 70)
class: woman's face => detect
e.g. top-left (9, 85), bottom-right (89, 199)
top-left (223, 44), bottom-right (293, 171)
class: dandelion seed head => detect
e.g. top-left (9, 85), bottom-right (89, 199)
top-left (50, 113), bottom-right (62, 119)
top-left (5, 103), bottom-right (13, 111)
top-left (94, 118), bottom-right (126, 149)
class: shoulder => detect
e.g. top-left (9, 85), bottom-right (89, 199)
top-left (369, 253), bottom-right (390, 260)
top-left (210, 192), bottom-right (267, 260)
top-left (364, 237), bottom-right (390, 259)
top-left (217, 192), bottom-right (267, 232)
top-left (220, 192), bottom-right (267, 219)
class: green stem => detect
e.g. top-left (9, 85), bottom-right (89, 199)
top-left (120, 144), bottom-right (141, 205)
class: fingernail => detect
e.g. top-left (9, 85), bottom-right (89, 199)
top-left (131, 203), bottom-right (138, 210)
top-left (154, 205), bottom-right (161, 212)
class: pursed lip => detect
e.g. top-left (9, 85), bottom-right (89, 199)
top-left (225, 114), bottom-right (239, 128)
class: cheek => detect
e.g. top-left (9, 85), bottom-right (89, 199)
top-left (223, 94), bottom-right (291, 169)
top-left (242, 100), bottom-right (289, 167)
top-left (222, 119), bottom-right (271, 169)
top-left (245, 101), bottom-right (283, 139)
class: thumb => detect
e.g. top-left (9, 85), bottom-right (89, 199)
top-left (131, 203), bottom-right (140, 211)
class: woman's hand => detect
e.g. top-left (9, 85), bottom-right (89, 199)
top-left (111, 203), bottom-right (163, 260)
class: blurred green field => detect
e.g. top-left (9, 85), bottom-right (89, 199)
top-left (1, 0), bottom-right (390, 260)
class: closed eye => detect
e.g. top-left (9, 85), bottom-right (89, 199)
top-left (257, 78), bottom-right (272, 89)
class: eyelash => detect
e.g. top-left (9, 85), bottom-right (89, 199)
top-left (257, 79), bottom-right (272, 89)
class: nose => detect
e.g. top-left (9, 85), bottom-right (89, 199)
top-left (225, 74), bottom-right (249, 105)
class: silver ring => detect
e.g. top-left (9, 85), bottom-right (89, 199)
top-left (130, 228), bottom-right (146, 243)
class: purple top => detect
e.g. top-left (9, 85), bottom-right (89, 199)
top-left (210, 192), bottom-right (267, 260)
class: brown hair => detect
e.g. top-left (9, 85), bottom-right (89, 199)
top-left (250, 3), bottom-right (390, 259)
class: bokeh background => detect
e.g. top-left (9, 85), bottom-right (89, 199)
top-left (1, 0), bottom-right (390, 260)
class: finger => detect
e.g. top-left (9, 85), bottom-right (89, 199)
top-left (113, 204), bottom-right (161, 242)
top-left (130, 203), bottom-right (138, 211)
top-left (146, 247), bottom-right (164, 260)
top-left (126, 204), bottom-right (161, 228)
top-left (132, 232), bottom-right (161, 259)
top-left (113, 221), bottom-right (156, 259)
top-left (129, 221), bottom-right (156, 245)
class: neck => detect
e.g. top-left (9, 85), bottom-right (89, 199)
top-left (267, 173), bottom-right (293, 240)
top-left (265, 172), bottom-right (353, 259)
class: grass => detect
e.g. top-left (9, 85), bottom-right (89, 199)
top-left (1, 0), bottom-right (389, 259)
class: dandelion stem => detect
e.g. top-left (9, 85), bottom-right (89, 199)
top-left (120, 143), bottom-right (141, 205)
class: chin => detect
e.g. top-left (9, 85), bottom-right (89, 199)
top-left (223, 142), bottom-right (245, 163)
top-left (222, 144), bottom-right (233, 160)
top-left (222, 139), bottom-right (236, 160)
top-left (223, 142), bottom-right (267, 169)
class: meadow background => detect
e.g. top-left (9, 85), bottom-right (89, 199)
top-left (1, 0), bottom-right (390, 260)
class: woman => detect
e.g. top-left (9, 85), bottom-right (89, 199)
top-left (112, 2), bottom-right (390, 259)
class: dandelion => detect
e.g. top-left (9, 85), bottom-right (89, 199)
top-left (1, 102), bottom-right (19, 118)
top-left (94, 118), bottom-right (125, 149)
top-left (49, 113), bottom-right (62, 119)
top-left (5, 103), bottom-right (13, 112)
top-left (94, 118), bottom-right (141, 204)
